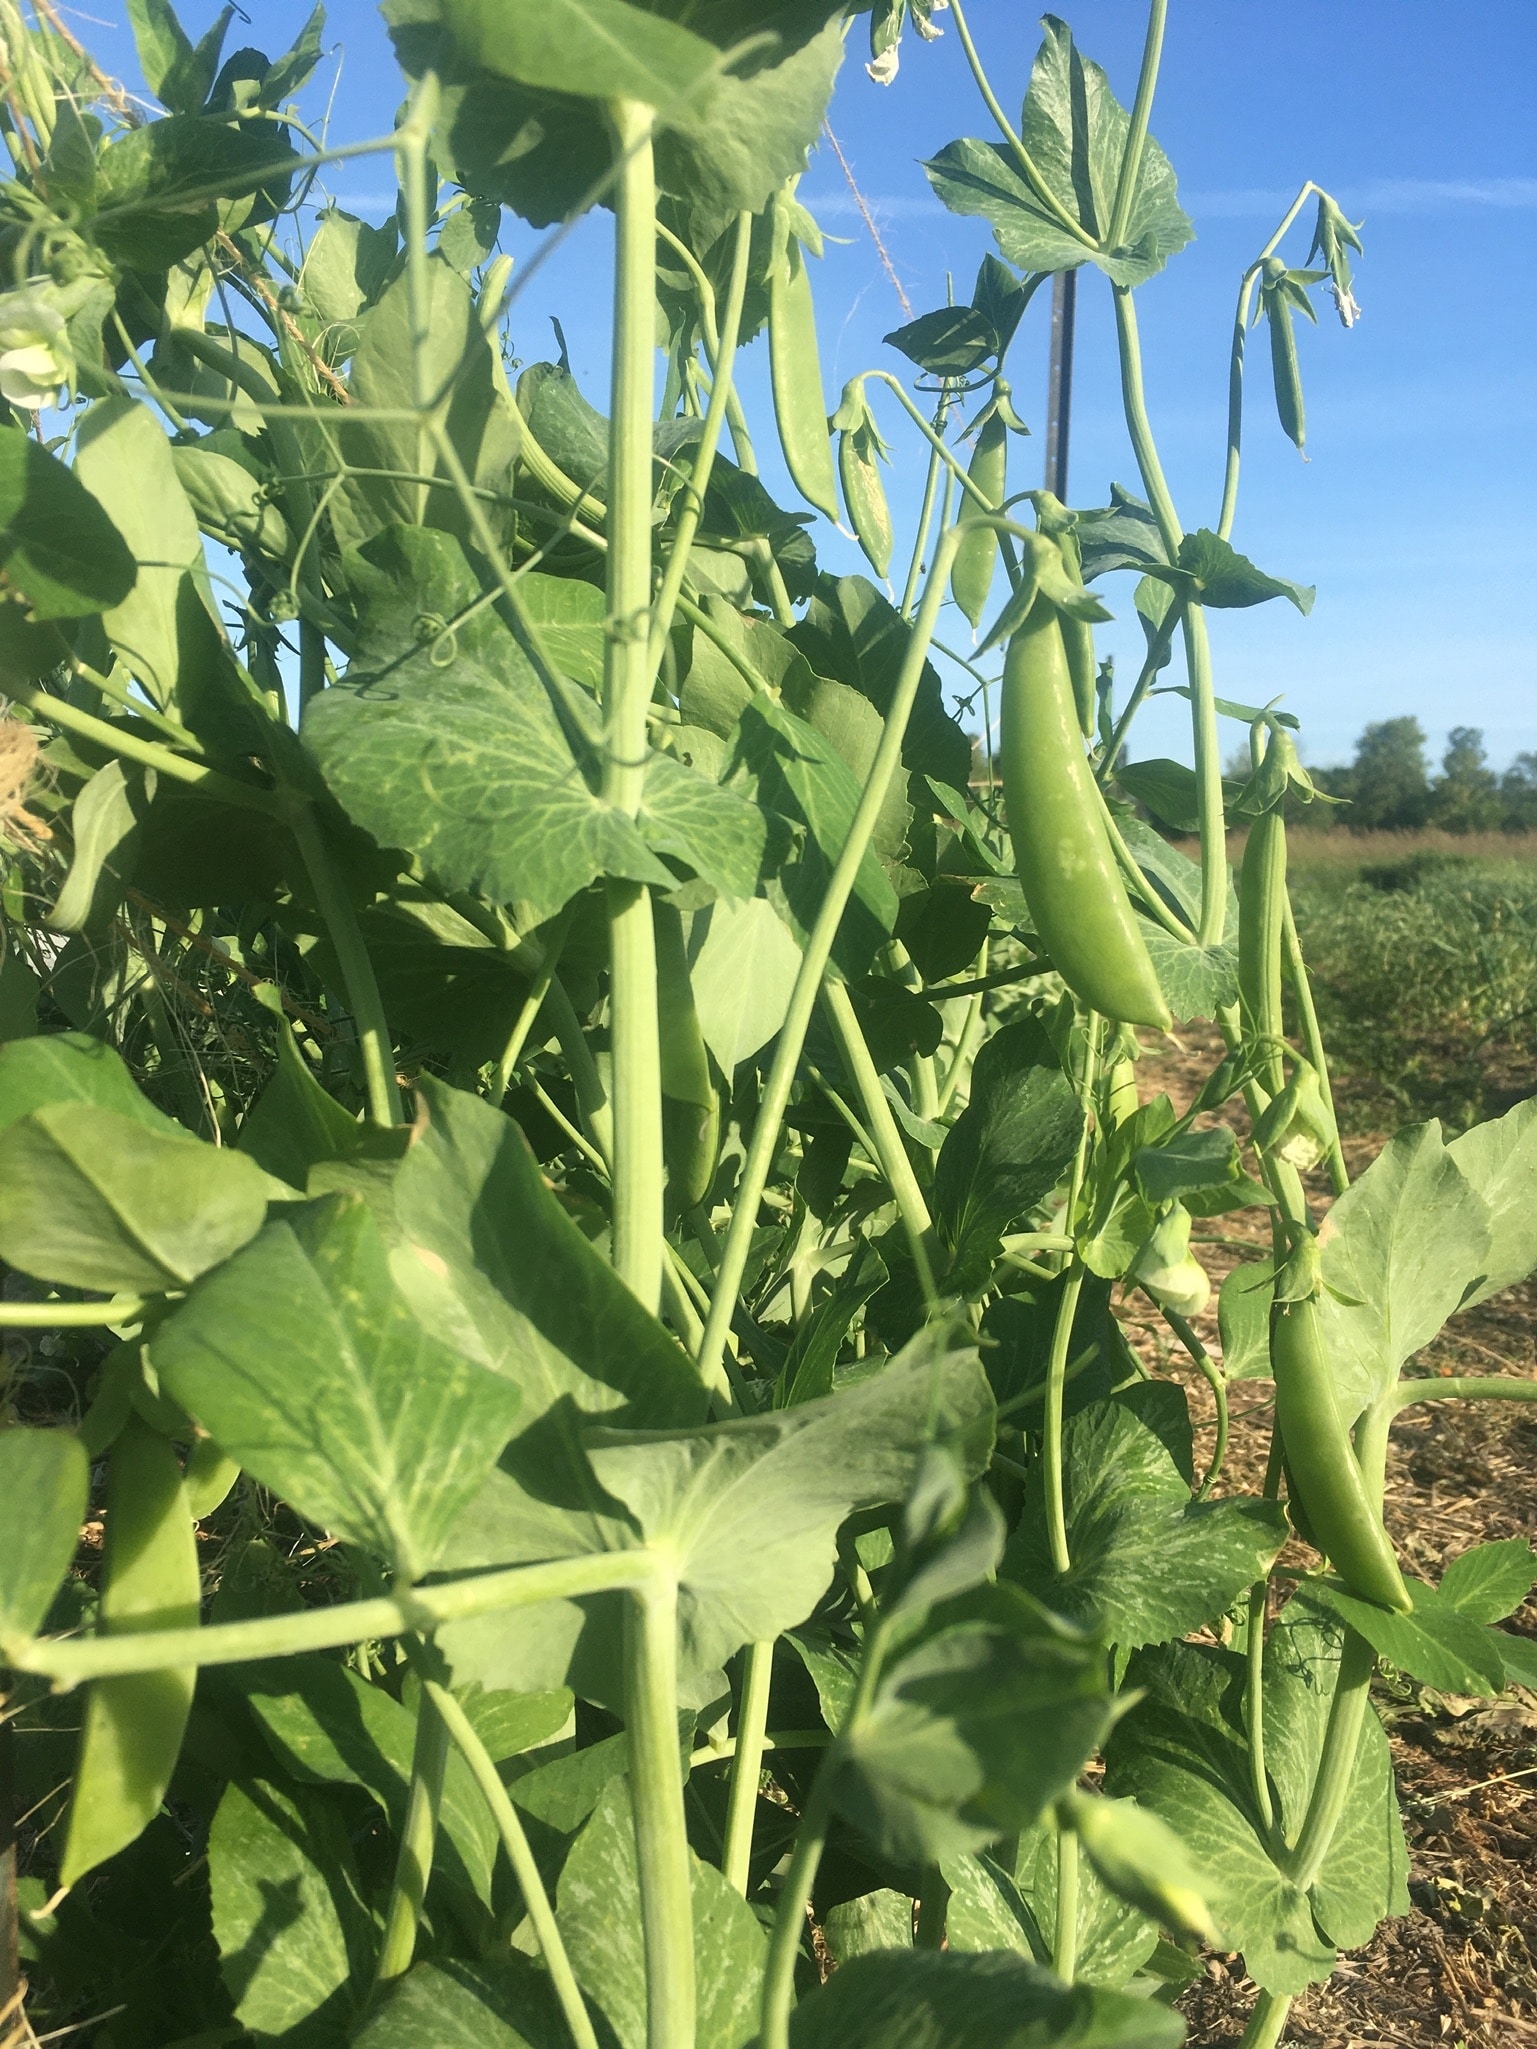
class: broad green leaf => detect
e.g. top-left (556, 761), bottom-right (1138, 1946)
top-left (304, 535), bottom-right (673, 926)
top-left (237, 1021), bottom-right (366, 1191)
top-left (944, 1820), bottom-right (1158, 1991)
top-left (1140, 920), bottom-right (1239, 1024)
top-left (1104, 1640), bottom-right (1335, 1995)
top-left (439, 0), bottom-right (719, 115)
top-left (93, 115), bottom-right (299, 268)
top-left (49, 759), bottom-right (152, 936)
top-left (299, 205), bottom-right (399, 341)
top-left (822, 1888), bottom-right (914, 1963)
top-left (730, 695), bottom-right (897, 978)
top-left (0, 1427), bottom-right (88, 1647)
top-left (0, 425), bottom-right (135, 619)
top-left (1447, 1097), bottom-right (1537, 1305)
top-left (1438, 1539), bottom-right (1537, 1624)
top-left (1316, 1122), bottom-right (1492, 1421)
top-left (1072, 486), bottom-right (1167, 582)
top-left (687, 894), bottom-right (803, 1074)
top-left (640, 749), bottom-right (768, 901)
top-left (152, 1192), bottom-right (523, 1577)
top-left (210, 1778), bottom-right (370, 2043)
top-left (1135, 1124), bottom-right (1243, 1206)
top-left (234, 1656), bottom-right (498, 1908)
top-left (394, 1077), bottom-right (708, 1430)
top-left (1004, 1384), bottom-right (1288, 1649)
top-left (1493, 1629), bottom-right (1537, 1691)
top-left (1218, 1258), bottom-right (1278, 1381)
top-left (932, 1017), bottom-right (1083, 1296)
top-left (788, 1946), bottom-right (1183, 2048)
top-left (126, 0), bottom-right (198, 104)
top-left (0, 1103), bottom-right (271, 1292)
top-left (0, 1032), bottom-right (180, 1137)
top-left (1167, 529), bottom-right (1313, 614)
top-left (172, 443), bottom-right (292, 559)
top-left (587, 1330), bottom-right (996, 1678)
top-left (73, 397), bottom-right (205, 707)
top-left (1312, 1576), bottom-right (1507, 1697)
top-left (515, 570), bottom-right (606, 690)
top-left (831, 1582), bottom-right (1112, 1866)
top-left (884, 306), bottom-right (999, 377)
top-left (784, 670), bottom-right (911, 872)
top-left (558, 1778), bottom-right (764, 2049)
top-left (1261, 1597), bottom-right (1409, 1950)
top-left (923, 16), bottom-right (1192, 288)
top-left (352, 1957), bottom-right (565, 2048)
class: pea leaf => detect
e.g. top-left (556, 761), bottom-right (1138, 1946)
top-left (787, 1943), bottom-right (1183, 2048)
top-left (1316, 1122), bottom-right (1492, 1423)
top-left (0, 425), bottom-right (135, 619)
top-left (93, 116), bottom-right (298, 269)
top-left (558, 1779), bottom-right (764, 2049)
top-left (1218, 1258), bottom-right (1279, 1382)
top-left (0, 1104), bottom-right (272, 1293)
top-left (151, 1192), bottom-right (524, 1578)
top-left (883, 306), bottom-right (999, 377)
top-left (1135, 1124), bottom-right (1243, 1207)
top-left (1311, 1576), bottom-right (1508, 1697)
top-left (1168, 529), bottom-right (1314, 614)
top-left (353, 1958), bottom-right (566, 2049)
top-left (1071, 485), bottom-right (1168, 581)
top-left (237, 1021), bottom-right (368, 1192)
top-left (1003, 1385), bottom-right (1288, 1649)
top-left (1447, 1096), bottom-right (1537, 1306)
top-left (686, 894), bottom-right (803, 1075)
top-left (1438, 1539), bottom-right (1537, 1625)
top-left (1138, 921), bottom-right (1239, 1025)
top-left (944, 1821), bottom-right (1158, 1991)
top-left (0, 1032), bottom-right (180, 1137)
top-left (932, 1016), bottom-right (1083, 1297)
top-left (0, 1428), bottom-right (88, 1648)
top-left (923, 16), bottom-right (1192, 288)
top-left (437, 0), bottom-right (719, 116)
top-left (209, 1778), bottom-right (371, 2043)
top-left (49, 759), bottom-right (153, 936)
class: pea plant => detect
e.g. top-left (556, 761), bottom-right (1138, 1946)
top-left (0, 2), bottom-right (1533, 2045)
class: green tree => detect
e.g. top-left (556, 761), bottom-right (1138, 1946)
top-left (1348, 716), bottom-right (1429, 830)
top-left (1499, 751), bottom-right (1537, 833)
top-left (1430, 726), bottom-right (1500, 833)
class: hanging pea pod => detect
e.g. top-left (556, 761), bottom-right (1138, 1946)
top-left (768, 187), bottom-right (839, 522)
top-left (1270, 1242), bottom-right (1411, 1612)
top-left (1130, 1203), bottom-right (1211, 1319)
top-left (655, 900), bottom-right (719, 1215)
top-left (59, 1414), bottom-right (201, 1883)
top-left (1253, 1059), bottom-right (1334, 1173)
top-left (1258, 258), bottom-right (1323, 454)
top-left (949, 401), bottom-right (1007, 629)
top-left (999, 594), bottom-right (1171, 1031)
top-left (832, 376), bottom-right (894, 579)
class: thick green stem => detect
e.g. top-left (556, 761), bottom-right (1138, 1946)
top-left (1043, 1268), bottom-right (1084, 1574)
top-left (603, 101), bottom-right (665, 1311)
top-left (822, 979), bottom-right (936, 1303)
top-left (1181, 605), bottom-right (1227, 947)
top-left (899, 389), bottom-right (950, 621)
top-left (1161, 1304), bottom-right (1229, 1493)
top-left (758, 1781), bottom-right (831, 2049)
top-left (1394, 1375), bottom-right (1537, 1411)
top-left (495, 905), bottom-right (575, 1101)
top-left (1238, 1991), bottom-right (1294, 2049)
top-left (915, 1866), bottom-right (950, 1949)
top-left (936, 936), bottom-right (990, 1115)
top-left (1052, 1813), bottom-right (1079, 1980)
top-left (1110, 288), bottom-right (1181, 553)
top-left (289, 804), bottom-right (403, 1126)
top-left (0, 1297), bottom-right (150, 1327)
top-left (722, 1638), bottom-right (773, 1894)
top-left (13, 1552), bottom-right (660, 1685)
top-left (11, 685), bottom-right (275, 813)
top-left (1106, 0), bottom-right (1168, 249)
top-left (425, 1681), bottom-right (600, 2049)
top-left (1287, 1627), bottom-right (1374, 1890)
top-left (695, 528), bottom-right (965, 1393)
top-left (373, 1687), bottom-right (448, 1987)
top-left (627, 1576), bottom-right (695, 2049)
top-left (1245, 1579), bottom-right (1275, 1835)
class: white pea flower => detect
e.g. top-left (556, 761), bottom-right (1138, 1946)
top-left (0, 295), bottom-right (72, 410)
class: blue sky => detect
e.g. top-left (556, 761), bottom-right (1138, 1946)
top-left (87, 1), bottom-right (1537, 774)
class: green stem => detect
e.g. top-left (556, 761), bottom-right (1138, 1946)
top-left (1182, 605), bottom-right (1227, 948)
top-left (899, 388), bottom-right (950, 621)
top-left (1097, 604), bottom-right (1180, 782)
top-left (694, 528), bottom-right (966, 1393)
top-left (1106, 0), bottom-right (1168, 248)
top-left (547, 976), bottom-right (614, 1161)
top-left (494, 905), bottom-right (575, 1101)
top-left (822, 979), bottom-right (937, 1307)
top-left (1161, 1304), bottom-right (1229, 1493)
top-left (1103, 802), bottom-right (1196, 940)
top-left (396, 93), bottom-right (435, 523)
top-left (1110, 287), bottom-right (1182, 553)
top-left (11, 686), bottom-right (276, 813)
top-left (1245, 1579), bottom-right (1275, 1835)
top-left (648, 209), bottom-right (751, 673)
top-left (946, 0), bottom-right (1098, 250)
top-left (373, 1685), bottom-right (448, 1987)
top-left (12, 1551), bottom-right (661, 1686)
top-left (298, 618), bottom-right (328, 715)
top-left (1392, 1375), bottom-right (1537, 1411)
top-left (722, 1638), bottom-right (774, 1894)
top-left (0, 1297), bottom-right (150, 1327)
top-left (424, 1681), bottom-right (601, 2049)
top-left (758, 1782), bottom-right (830, 2049)
top-left (627, 1576), bottom-right (695, 2049)
top-left (289, 804), bottom-right (403, 1126)
top-left (1219, 185), bottom-right (1317, 540)
top-left (603, 100), bottom-right (665, 1313)
top-left (1286, 1627), bottom-right (1374, 1890)
top-left (1052, 1813), bottom-right (1079, 1980)
top-left (1238, 1991), bottom-right (1294, 2049)
top-left (935, 936), bottom-right (989, 1115)
top-left (1281, 896), bottom-right (1348, 1196)
top-left (915, 1866), bottom-right (950, 1949)
top-left (1043, 1268), bottom-right (1084, 1574)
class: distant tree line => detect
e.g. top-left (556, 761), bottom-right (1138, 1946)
top-left (1291, 718), bottom-right (1537, 834)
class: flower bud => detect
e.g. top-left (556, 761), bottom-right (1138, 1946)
top-left (0, 295), bottom-right (72, 410)
top-left (1131, 1203), bottom-right (1211, 1319)
top-left (1253, 1061), bottom-right (1333, 1172)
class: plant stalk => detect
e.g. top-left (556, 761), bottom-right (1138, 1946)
top-left (1106, 0), bottom-right (1168, 249)
top-left (822, 979), bottom-right (937, 1303)
top-left (722, 1638), bottom-right (774, 1894)
top-left (373, 1687), bottom-right (449, 1987)
top-left (627, 1576), bottom-right (695, 2049)
top-left (288, 804), bottom-right (403, 1126)
top-left (1237, 1991), bottom-right (1294, 2049)
top-left (1052, 1811), bottom-right (1079, 1981)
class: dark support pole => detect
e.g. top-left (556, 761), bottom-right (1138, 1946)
top-left (1044, 267), bottom-right (1077, 500)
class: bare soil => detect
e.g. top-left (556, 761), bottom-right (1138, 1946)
top-left (1133, 1022), bottom-right (1537, 2046)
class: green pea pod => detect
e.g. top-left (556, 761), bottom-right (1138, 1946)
top-left (1266, 286), bottom-right (1306, 452)
top-left (1059, 612), bottom-right (1097, 739)
top-left (839, 422), bottom-right (893, 579)
top-left (1271, 1294), bottom-right (1412, 1611)
top-left (769, 223), bottom-right (839, 522)
top-left (655, 901), bottom-right (719, 1214)
top-left (1238, 808), bottom-right (1286, 1090)
top-left (999, 597), bottom-right (1171, 1031)
top-left (60, 1414), bottom-right (200, 1883)
top-left (949, 409), bottom-right (1007, 628)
